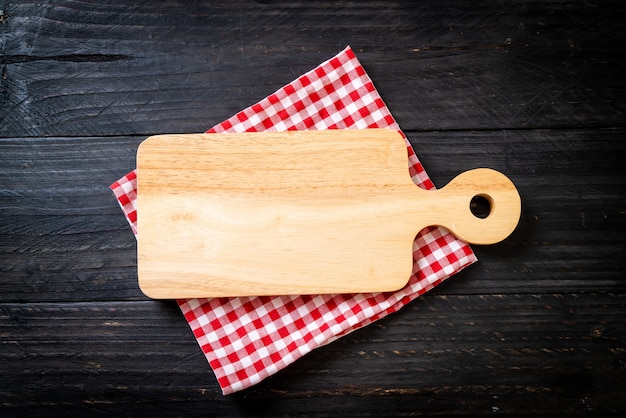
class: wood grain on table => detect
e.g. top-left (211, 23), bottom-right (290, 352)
top-left (1, 1), bottom-right (625, 416)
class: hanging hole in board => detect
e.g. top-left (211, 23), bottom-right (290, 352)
top-left (470, 194), bottom-right (493, 219)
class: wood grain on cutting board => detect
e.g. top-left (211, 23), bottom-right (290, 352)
top-left (136, 129), bottom-right (520, 298)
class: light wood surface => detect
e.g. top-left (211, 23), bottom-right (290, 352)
top-left (136, 129), bottom-right (520, 298)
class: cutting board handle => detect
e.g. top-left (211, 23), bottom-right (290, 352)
top-left (419, 168), bottom-right (521, 245)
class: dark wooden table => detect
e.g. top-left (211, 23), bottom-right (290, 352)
top-left (2, 1), bottom-right (625, 416)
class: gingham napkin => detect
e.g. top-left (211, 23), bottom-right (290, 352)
top-left (111, 46), bottom-right (476, 394)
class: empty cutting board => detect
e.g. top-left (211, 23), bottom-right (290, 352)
top-left (136, 129), bottom-right (521, 298)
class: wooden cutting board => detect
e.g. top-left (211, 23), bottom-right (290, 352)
top-left (136, 129), bottom-right (521, 298)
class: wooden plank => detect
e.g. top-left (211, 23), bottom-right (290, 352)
top-left (1, 128), bottom-right (625, 302)
top-left (1, 1), bottom-right (625, 137)
top-left (1, 294), bottom-right (624, 415)
top-left (407, 128), bottom-right (626, 295)
top-left (0, 136), bottom-right (144, 301)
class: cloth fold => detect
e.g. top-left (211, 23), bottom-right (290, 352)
top-left (110, 46), bottom-right (476, 395)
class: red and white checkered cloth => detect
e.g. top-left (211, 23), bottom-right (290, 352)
top-left (111, 46), bottom-right (476, 394)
